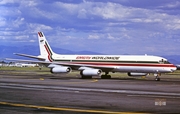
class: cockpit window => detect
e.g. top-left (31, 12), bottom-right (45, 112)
top-left (165, 61), bottom-right (170, 64)
top-left (159, 59), bottom-right (170, 64)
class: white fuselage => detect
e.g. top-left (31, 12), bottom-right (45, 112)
top-left (48, 54), bottom-right (176, 73)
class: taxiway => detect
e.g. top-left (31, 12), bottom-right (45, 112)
top-left (0, 72), bottom-right (180, 113)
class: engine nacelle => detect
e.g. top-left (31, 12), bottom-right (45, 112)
top-left (80, 69), bottom-right (102, 76)
top-left (50, 66), bottom-right (71, 73)
top-left (128, 72), bottom-right (148, 77)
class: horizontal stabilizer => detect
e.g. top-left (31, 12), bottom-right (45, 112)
top-left (14, 53), bottom-right (46, 61)
top-left (6, 58), bottom-right (49, 64)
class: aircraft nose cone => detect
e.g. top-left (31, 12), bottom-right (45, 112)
top-left (171, 67), bottom-right (177, 72)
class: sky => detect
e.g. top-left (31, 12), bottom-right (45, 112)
top-left (0, 0), bottom-right (180, 55)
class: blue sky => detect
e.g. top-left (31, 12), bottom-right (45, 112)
top-left (0, 0), bottom-right (180, 55)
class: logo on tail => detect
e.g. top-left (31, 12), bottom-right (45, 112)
top-left (38, 32), bottom-right (44, 37)
top-left (38, 32), bottom-right (55, 62)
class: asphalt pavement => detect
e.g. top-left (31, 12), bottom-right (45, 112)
top-left (0, 72), bottom-right (180, 114)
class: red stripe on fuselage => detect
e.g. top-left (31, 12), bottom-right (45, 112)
top-left (66, 62), bottom-right (176, 68)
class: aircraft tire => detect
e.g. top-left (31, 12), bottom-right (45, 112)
top-left (81, 75), bottom-right (92, 79)
top-left (101, 75), bottom-right (111, 79)
top-left (155, 77), bottom-right (160, 81)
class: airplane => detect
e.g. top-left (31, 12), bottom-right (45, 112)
top-left (8, 32), bottom-right (177, 81)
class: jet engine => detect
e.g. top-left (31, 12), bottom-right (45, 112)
top-left (50, 66), bottom-right (72, 73)
top-left (80, 69), bottom-right (102, 76)
top-left (128, 72), bottom-right (148, 77)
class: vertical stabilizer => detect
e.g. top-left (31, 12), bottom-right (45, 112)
top-left (38, 32), bottom-right (56, 61)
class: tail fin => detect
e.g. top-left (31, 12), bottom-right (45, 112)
top-left (38, 32), bottom-right (56, 62)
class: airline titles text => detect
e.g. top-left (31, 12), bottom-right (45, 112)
top-left (76, 56), bottom-right (120, 60)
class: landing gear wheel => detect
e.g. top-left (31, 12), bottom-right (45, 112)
top-left (154, 72), bottom-right (161, 81)
top-left (81, 75), bottom-right (92, 79)
top-left (155, 77), bottom-right (160, 81)
top-left (101, 72), bottom-right (111, 79)
top-left (101, 75), bottom-right (111, 79)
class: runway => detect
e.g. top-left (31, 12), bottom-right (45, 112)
top-left (0, 72), bottom-right (180, 113)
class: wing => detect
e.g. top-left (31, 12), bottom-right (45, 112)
top-left (6, 58), bottom-right (114, 72)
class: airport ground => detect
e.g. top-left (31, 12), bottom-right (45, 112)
top-left (0, 67), bottom-right (180, 114)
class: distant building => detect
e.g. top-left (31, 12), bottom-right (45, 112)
top-left (8, 62), bottom-right (38, 67)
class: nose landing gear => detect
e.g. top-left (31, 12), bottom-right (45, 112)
top-left (154, 73), bottom-right (161, 81)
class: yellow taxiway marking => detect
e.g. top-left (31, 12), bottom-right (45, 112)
top-left (38, 78), bottom-right (98, 84)
top-left (39, 78), bottom-right (44, 80)
top-left (0, 101), bottom-right (147, 114)
top-left (49, 79), bottom-right (98, 85)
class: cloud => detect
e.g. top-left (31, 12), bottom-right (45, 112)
top-left (0, 0), bottom-right (15, 5)
top-left (159, 1), bottom-right (180, 8)
top-left (0, 17), bottom-right (6, 26)
top-left (0, 0), bottom-right (180, 55)
top-left (88, 34), bottom-right (100, 39)
top-left (28, 24), bottom-right (53, 32)
top-left (77, 8), bottom-right (87, 19)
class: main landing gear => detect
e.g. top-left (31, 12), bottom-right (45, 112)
top-left (81, 75), bottom-right (92, 79)
top-left (101, 72), bottom-right (111, 79)
top-left (154, 73), bottom-right (161, 81)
